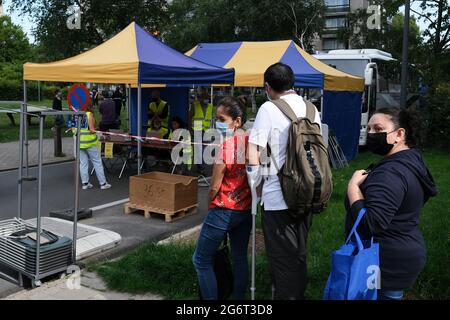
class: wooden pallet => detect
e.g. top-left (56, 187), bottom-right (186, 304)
top-left (124, 202), bottom-right (198, 222)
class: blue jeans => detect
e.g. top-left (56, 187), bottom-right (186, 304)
top-left (80, 146), bottom-right (107, 185)
top-left (378, 289), bottom-right (404, 300)
top-left (193, 207), bottom-right (252, 300)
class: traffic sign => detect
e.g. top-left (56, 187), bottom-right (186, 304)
top-left (68, 84), bottom-right (91, 112)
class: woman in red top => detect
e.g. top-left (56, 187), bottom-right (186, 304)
top-left (193, 96), bottom-right (252, 300)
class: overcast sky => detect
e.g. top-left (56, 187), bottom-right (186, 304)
top-left (3, 0), bottom-right (431, 45)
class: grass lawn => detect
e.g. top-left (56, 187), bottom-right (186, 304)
top-left (93, 148), bottom-right (450, 300)
top-left (0, 99), bottom-right (129, 143)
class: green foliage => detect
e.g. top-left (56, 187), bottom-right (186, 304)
top-left (10, 0), bottom-right (169, 61)
top-left (337, 11), bottom-right (421, 61)
top-left (409, 0), bottom-right (450, 88)
top-left (0, 62), bottom-right (23, 81)
top-left (0, 16), bottom-right (32, 63)
top-left (426, 84), bottom-right (450, 150)
top-left (164, 0), bottom-right (325, 52)
top-left (96, 243), bottom-right (200, 299)
top-left (0, 79), bottom-right (67, 101)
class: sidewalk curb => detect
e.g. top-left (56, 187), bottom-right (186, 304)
top-left (0, 286), bottom-right (23, 300)
top-left (0, 158), bottom-right (74, 173)
top-left (157, 225), bottom-right (202, 245)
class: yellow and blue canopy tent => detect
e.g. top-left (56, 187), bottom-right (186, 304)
top-left (24, 22), bottom-right (234, 86)
top-left (23, 22), bottom-right (235, 173)
top-left (186, 40), bottom-right (364, 160)
top-left (186, 40), bottom-right (363, 91)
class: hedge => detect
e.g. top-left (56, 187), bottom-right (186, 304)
top-left (426, 84), bottom-right (450, 150)
top-left (0, 80), bottom-right (68, 101)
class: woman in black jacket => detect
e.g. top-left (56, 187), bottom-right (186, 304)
top-left (345, 107), bottom-right (437, 300)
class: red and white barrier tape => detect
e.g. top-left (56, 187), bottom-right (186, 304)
top-left (95, 130), bottom-right (222, 147)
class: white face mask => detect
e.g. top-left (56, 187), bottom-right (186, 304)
top-left (216, 121), bottom-right (235, 137)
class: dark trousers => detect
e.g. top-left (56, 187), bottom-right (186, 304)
top-left (262, 208), bottom-right (313, 300)
top-left (114, 101), bottom-right (122, 118)
top-left (6, 113), bottom-right (15, 126)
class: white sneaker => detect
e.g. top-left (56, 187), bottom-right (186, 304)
top-left (100, 183), bottom-right (112, 190)
top-left (82, 182), bottom-right (93, 190)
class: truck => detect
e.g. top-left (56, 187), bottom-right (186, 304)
top-left (313, 49), bottom-right (404, 146)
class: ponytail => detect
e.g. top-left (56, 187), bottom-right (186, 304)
top-left (217, 96), bottom-right (247, 127)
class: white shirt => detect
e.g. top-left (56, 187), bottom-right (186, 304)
top-left (248, 93), bottom-right (322, 210)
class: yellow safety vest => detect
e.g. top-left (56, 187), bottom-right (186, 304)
top-left (147, 126), bottom-right (169, 138)
top-left (149, 100), bottom-right (169, 128)
top-left (192, 101), bottom-right (213, 132)
top-left (80, 112), bottom-right (98, 150)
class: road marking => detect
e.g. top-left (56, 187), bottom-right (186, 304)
top-left (90, 198), bottom-right (129, 212)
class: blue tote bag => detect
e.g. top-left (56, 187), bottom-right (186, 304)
top-left (323, 208), bottom-right (380, 300)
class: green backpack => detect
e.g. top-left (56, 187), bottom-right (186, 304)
top-left (271, 98), bottom-right (333, 216)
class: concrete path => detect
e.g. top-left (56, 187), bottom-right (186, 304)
top-left (0, 137), bottom-right (74, 172)
top-left (4, 272), bottom-right (163, 300)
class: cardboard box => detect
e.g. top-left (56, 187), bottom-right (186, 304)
top-left (129, 172), bottom-right (198, 213)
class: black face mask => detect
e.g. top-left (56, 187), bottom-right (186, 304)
top-left (366, 131), bottom-right (396, 156)
top-left (152, 98), bottom-right (158, 103)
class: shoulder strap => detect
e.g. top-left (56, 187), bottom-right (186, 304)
top-left (271, 99), bottom-right (298, 122)
top-left (303, 98), bottom-right (316, 123)
top-left (223, 233), bottom-right (228, 247)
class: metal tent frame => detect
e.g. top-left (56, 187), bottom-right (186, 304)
top-left (0, 89), bottom-right (84, 287)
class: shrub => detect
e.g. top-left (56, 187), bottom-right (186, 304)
top-left (426, 84), bottom-right (450, 150)
top-left (0, 79), bottom-right (68, 101)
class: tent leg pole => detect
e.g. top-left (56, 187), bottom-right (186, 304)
top-left (137, 84), bottom-right (142, 175)
top-left (210, 86), bottom-right (214, 128)
top-left (320, 89), bottom-right (324, 121)
top-left (210, 86), bottom-right (213, 105)
top-left (17, 102), bottom-right (25, 219)
top-left (36, 115), bottom-right (44, 281)
top-left (127, 84), bottom-right (131, 133)
top-left (72, 114), bottom-right (82, 264)
top-left (23, 80), bottom-right (29, 177)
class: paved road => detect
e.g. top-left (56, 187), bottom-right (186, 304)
top-left (0, 161), bottom-right (131, 220)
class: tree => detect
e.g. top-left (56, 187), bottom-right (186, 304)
top-left (10, 0), bottom-right (169, 61)
top-left (0, 15), bottom-right (31, 63)
top-left (163, 0), bottom-right (324, 53)
top-left (337, 8), bottom-right (421, 58)
top-left (410, 0), bottom-right (450, 87)
top-left (411, 0), bottom-right (449, 57)
top-left (337, 5), bottom-right (424, 91)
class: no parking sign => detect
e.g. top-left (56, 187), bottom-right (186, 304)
top-left (68, 84), bottom-right (91, 112)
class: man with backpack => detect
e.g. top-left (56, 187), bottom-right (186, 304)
top-left (248, 63), bottom-right (332, 300)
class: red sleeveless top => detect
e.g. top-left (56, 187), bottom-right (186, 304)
top-left (210, 134), bottom-right (251, 211)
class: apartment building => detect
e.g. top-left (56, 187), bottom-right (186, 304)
top-left (314, 0), bottom-right (370, 52)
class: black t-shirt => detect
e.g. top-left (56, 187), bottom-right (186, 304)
top-left (52, 97), bottom-right (62, 111)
